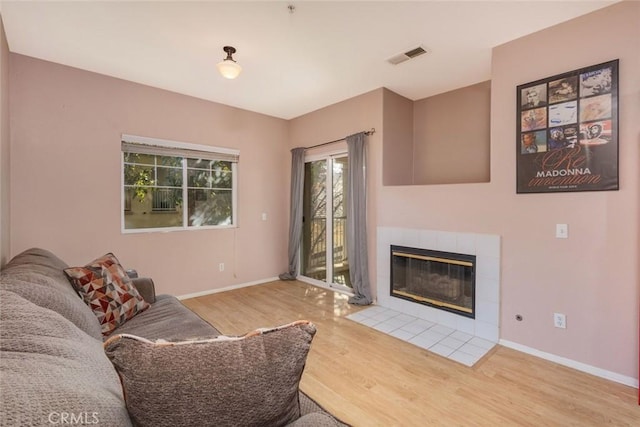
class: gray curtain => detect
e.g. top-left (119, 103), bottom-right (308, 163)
top-left (279, 148), bottom-right (306, 280)
top-left (346, 132), bottom-right (372, 305)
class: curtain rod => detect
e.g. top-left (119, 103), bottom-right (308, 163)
top-left (304, 128), bottom-right (375, 150)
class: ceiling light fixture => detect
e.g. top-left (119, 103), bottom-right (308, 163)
top-left (216, 46), bottom-right (242, 79)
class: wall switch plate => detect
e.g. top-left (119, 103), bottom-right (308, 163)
top-left (219, 263), bottom-right (225, 272)
top-left (556, 224), bottom-right (568, 239)
top-left (261, 213), bottom-right (267, 221)
top-left (554, 312), bottom-right (566, 328)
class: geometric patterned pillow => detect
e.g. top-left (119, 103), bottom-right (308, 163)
top-left (64, 253), bottom-right (150, 337)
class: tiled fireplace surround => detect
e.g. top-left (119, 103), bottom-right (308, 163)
top-left (348, 227), bottom-right (501, 365)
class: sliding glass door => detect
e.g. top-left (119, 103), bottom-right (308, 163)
top-left (301, 155), bottom-right (351, 291)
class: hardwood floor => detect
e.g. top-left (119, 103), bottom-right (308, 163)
top-left (182, 280), bottom-right (640, 426)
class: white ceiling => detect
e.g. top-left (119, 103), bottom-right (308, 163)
top-left (0, 1), bottom-right (617, 120)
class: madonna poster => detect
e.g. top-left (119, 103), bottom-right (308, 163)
top-left (516, 59), bottom-right (619, 194)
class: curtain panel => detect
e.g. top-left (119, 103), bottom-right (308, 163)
top-left (279, 148), bottom-right (306, 280)
top-left (346, 132), bottom-right (372, 305)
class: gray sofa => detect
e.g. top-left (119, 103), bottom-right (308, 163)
top-left (0, 248), bottom-right (345, 426)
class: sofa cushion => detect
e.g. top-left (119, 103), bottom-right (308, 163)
top-left (111, 294), bottom-right (220, 340)
top-left (104, 320), bottom-right (317, 427)
top-left (64, 253), bottom-right (149, 336)
top-left (0, 273), bottom-right (103, 340)
top-left (0, 289), bottom-right (131, 426)
top-left (3, 247), bottom-right (71, 282)
top-left (130, 277), bottom-right (156, 304)
top-left (1, 248), bottom-right (103, 340)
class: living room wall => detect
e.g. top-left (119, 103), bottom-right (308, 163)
top-left (287, 1), bottom-right (638, 383)
top-left (0, 17), bottom-right (9, 267)
top-left (492, 2), bottom-right (639, 381)
top-left (4, 1), bottom-right (637, 385)
top-left (8, 55), bottom-right (290, 295)
top-left (413, 80), bottom-right (491, 185)
top-left (379, 1), bottom-right (639, 381)
top-left (381, 82), bottom-right (491, 186)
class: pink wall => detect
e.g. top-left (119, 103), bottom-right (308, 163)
top-left (9, 55), bottom-right (290, 295)
top-left (379, 2), bottom-right (639, 379)
top-left (413, 81), bottom-right (491, 185)
top-left (0, 17), bottom-right (9, 267)
top-left (382, 88), bottom-right (413, 186)
top-left (492, 2), bottom-right (639, 378)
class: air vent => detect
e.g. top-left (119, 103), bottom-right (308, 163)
top-left (387, 45), bottom-right (429, 65)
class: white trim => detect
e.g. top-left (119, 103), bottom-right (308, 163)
top-left (325, 157), bottom-right (334, 283)
top-left (499, 339), bottom-right (639, 389)
top-left (176, 277), bottom-right (279, 300)
top-left (121, 151), bottom-right (126, 233)
top-left (297, 275), bottom-right (355, 297)
top-left (122, 133), bottom-right (239, 156)
top-left (305, 149), bottom-right (347, 163)
top-left (122, 224), bottom-right (236, 235)
top-left (232, 162), bottom-right (238, 226)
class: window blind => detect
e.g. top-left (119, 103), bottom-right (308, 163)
top-left (121, 138), bottom-right (239, 163)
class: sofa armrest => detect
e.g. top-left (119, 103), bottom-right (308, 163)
top-left (131, 277), bottom-right (156, 304)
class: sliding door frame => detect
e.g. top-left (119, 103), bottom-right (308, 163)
top-left (299, 149), bottom-right (353, 295)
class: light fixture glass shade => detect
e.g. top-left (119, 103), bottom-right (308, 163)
top-left (216, 59), bottom-right (242, 79)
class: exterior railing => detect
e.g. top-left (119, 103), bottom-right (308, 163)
top-left (124, 188), bottom-right (178, 212)
top-left (151, 188), bottom-right (178, 211)
top-left (305, 216), bottom-right (347, 274)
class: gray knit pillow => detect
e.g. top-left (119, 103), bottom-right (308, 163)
top-left (104, 320), bottom-right (316, 427)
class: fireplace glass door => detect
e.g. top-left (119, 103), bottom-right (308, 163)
top-left (391, 246), bottom-right (476, 318)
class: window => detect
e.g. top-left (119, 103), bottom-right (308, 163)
top-left (121, 135), bottom-right (238, 232)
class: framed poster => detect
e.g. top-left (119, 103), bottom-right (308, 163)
top-left (516, 59), bottom-right (619, 194)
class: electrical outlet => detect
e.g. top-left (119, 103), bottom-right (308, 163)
top-left (219, 263), bottom-right (225, 272)
top-left (556, 224), bottom-right (568, 239)
top-left (553, 312), bottom-right (566, 329)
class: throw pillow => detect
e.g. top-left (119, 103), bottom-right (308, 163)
top-left (64, 253), bottom-right (149, 336)
top-left (103, 320), bottom-right (317, 427)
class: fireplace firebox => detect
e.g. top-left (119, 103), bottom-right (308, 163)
top-left (390, 245), bottom-right (476, 318)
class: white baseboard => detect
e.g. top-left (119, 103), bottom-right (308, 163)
top-left (499, 339), bottom-right (639, 389)
top-left (177, 276), bottom-right (279, 300)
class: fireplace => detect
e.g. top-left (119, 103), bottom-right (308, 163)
top-left (390, 245), bottom-right (476, 319)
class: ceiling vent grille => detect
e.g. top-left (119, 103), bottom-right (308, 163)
top-left (387, 45), bottom-right (429, 65)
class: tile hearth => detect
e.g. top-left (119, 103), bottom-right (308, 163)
top-left (347, 305), bottom-right (496, 366)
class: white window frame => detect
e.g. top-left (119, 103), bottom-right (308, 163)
top-left (121, 134), bottom-right (239, 234)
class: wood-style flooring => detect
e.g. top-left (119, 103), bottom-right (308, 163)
top-left (182, 280), bottom-right (640, 426)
